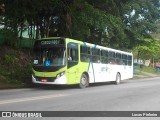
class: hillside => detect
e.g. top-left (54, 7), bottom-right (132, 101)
top-left (0, 45), bottom-right (32, 89)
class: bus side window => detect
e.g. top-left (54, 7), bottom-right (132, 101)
top-left (80, 46), bottom-right (90, 62)
top-left (101, 50), bottom-right (108, 64)
top-left (68, 48), bottom-right (72, 61)
top-left (116, 53), bottom-right (121, 65)
top-left (91, 48), bottom-right (100, 63)
top-left (109, 51), bottom-right (115, 64)
top-left (127, 55), bottom-right (132, 66)
top-left (68, 48), bottom-right (78, 61)
top-left (122, 54), bottom-right (127, 65)
top-left (67, 43), bottom-right (78, 68)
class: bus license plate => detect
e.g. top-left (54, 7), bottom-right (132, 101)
top-left (41, 79), bottom-right (48, 82)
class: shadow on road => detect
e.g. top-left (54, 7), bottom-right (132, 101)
top-left (31, 81), bottom-right (127, 90)
top-left (31, 84), bottom-right (79, 90)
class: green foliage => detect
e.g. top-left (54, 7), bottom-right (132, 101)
top-left (135, 38), bottom-right (160, 60)
top-left (70, 0), bottom-right (127, 48)
top-left (13, 64), bottom-right (32, 85)
top-left (136, 64), bottom-right (157, 75)
top-left (0, 46), bottom-right (32, 87)
top-left (0, 0), bottom-right (160, 50)
top-left (0, 29), bottom-right (17, 46)
top-left (0, 63), bottom-right (32, 86)
top-left (4, 53), bottom-right (15, 65)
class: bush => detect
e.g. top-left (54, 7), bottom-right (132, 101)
top-left (0, 48), bottom-right (32, 88)
top-left (13, 64), bottom-right (32, 85)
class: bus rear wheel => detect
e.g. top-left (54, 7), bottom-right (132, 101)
top-left (79, 74), bottom-right (89, 89)
top-left (115, 73), bottom-right (121, 85)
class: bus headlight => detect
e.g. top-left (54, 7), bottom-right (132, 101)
top-left (56, 71), bottom-right (65, 79)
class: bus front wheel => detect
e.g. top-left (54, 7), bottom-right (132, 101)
top-left (79, 74), bottom-right (89, 89)
top-left (115, 73), bottom-right (121, 85)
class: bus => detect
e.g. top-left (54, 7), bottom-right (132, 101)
top-left (32, 37), bottom-right (133, 88)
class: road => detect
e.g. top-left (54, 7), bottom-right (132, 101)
top-left (0, 77), bottom-right (160, 120)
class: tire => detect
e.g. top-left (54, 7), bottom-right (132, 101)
top-left (79, 74), bottom-right (89, 89)
top-left (115, 73), bottom-right (121, 85)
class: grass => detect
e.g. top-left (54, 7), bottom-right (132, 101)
top-left (136, 64), bottom-right (160, 74)
top-left (133, 64), bottom-right (160, 79)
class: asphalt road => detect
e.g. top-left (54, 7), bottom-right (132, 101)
top-left (0, 77), bottom-right (160, 120)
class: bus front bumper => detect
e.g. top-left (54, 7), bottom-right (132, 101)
top-left (32, 75), bottom-right (67, 85)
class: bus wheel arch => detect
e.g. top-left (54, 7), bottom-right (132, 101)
top-left (115, 72), bottom-right (121, 85)
top-left (79, 72), bottom-right (89, 89)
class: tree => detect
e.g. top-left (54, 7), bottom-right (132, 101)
top-left (1, 0), bottom-right (160, 51)
top-left (0, 3), bottom-right (5, 15)
top-left (122, 0), bottom-right (160, 48)
top-left (135, 38), bottom-right (160, 63)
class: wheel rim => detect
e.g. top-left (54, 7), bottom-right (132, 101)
top-left (80, 74), bottom-right (89, 88)
top-left (117, 76), bottom-right (120, 83)
top-left (81, 75), bottom-right (87, 85)
top-left (116, 74), bottom-right (120, 84)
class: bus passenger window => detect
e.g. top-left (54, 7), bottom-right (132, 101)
top-left (68, 48), bottom-right (72, 61)
top-left (91, 48), bottom-right (100, 63)
top-left (68, 48), bottom-right (78, 62)
top-left (80, 46), bottom-right (90, 62)
top-left (116, 53), bottom-right (121, 65)
top-left (67, 43), bottom-right (78, 68)
top-left (109, 51), bottom-right (115, 64)
top-left (127, 55), bottom-right (132, 66)
top-left (122, 54), bottom-right (127, 65)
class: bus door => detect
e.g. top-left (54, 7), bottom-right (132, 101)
top-left (67, 43), bottom-right (79, 84)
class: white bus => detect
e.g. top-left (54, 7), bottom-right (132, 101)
top-left (32, 37), bottom-right (133, 88)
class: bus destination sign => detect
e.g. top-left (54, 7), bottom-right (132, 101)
top-left (40, 39), bottom-right (64, 46)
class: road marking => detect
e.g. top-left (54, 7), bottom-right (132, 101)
top-left (0, 94), bottom-right (69, 105)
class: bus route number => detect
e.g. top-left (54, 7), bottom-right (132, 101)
top-left (41, 40), bottom-right (60, 45)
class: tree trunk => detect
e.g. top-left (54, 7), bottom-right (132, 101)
top-left (137, 50), bottom-right (140, 63)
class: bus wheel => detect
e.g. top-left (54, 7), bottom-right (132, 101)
top-left (79, 74), bottom-right (89, 89)
top-left (115, 73), bottom-right (121, 85)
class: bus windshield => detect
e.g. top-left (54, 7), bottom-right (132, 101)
top-left (33, 47), bottom-right (66, 67)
